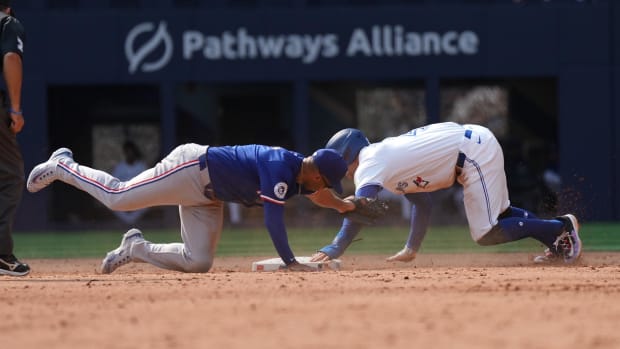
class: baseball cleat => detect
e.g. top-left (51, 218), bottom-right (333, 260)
top-left (386, 246), bottom-right (416, 262)
top-left (0, 254), bottom-right (30, 276)
top-left (98, 229), bottom-right (144, 274)
top-left (26, 147), bottom-right (74, 193)
top-left (553, 214), bottom-right (582, 264)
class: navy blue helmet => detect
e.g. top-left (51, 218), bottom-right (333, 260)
top-left (325, 128), bottom-right (370, 165)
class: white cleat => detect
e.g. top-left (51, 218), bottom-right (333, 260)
top-left (386, 246), bottom-right (416, 262)
top-left (98, 229), bottom-right (145, 274)
top-left (26, 147), bottom-right (74, 193)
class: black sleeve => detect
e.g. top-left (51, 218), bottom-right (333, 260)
top-left (0, 17), bottom-right (25, 57)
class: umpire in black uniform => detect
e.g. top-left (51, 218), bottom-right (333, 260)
top-left (0, 0), bottom-right (29, 276)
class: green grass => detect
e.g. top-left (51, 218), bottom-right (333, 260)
top-left (11, 222), bottom-right (620, 259)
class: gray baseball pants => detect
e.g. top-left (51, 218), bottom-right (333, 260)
top-left (54, 143), bottom-right (223, 272)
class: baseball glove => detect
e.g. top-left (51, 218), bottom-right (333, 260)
top-left (342, 197), bottom-right (389, 225)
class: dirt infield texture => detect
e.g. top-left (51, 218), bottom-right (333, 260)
top-left (3, 252), bottom-right (620, 349)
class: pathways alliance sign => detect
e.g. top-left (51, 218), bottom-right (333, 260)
top-left (125, 21), bottom-right (479, 74)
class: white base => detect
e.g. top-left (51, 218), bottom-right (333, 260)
top-left (252, 256), bottom-right (342, 272)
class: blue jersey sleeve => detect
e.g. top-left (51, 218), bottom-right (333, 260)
top-left (318, 218), bottom-right (364, 258)
top-left (263, 200), bottom-right (296, 265)
top-left (318, 184), bottom-right (381, 258)
top-left (403, 192), bottom-right (432, 252)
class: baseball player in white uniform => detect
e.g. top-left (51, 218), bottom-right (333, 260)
top-left (311, 122), bottom-right (582, 264)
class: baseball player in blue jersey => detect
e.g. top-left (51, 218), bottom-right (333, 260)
top-left (310, 122), bottom-right (582, 264)
top-left (26, 143), bottom-right (348, 273)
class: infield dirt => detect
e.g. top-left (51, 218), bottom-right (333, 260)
top-left (3, 252), bottom-right (620, 349)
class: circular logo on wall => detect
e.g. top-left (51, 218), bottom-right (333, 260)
top-left (274, 182), bottom-right (288, 199)
top-left (125, 21), bottom-right (173, 74)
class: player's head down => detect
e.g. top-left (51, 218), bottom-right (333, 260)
top-left (311, 149), bottom-right (347, 194)
top-left (325, 128), bottom-right (370, 165)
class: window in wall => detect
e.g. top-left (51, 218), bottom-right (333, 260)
top-left (309, 81), bottom-right (426, 148)
top-left (440, 78), bottom-right (559, 216)
top-left (355, 86), bottom-right (426, 141)
top-left (441, 85), bottom-right (509, 139)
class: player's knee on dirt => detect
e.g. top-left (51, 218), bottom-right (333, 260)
top-left (182, 255), bottom-right (214, 273)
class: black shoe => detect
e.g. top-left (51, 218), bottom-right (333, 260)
top-left (0, 254), bottom-right (31, 276)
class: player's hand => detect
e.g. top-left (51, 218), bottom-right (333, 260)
top-left (385, 247), bottom-right (416, 263)
top-left (284, 261), bottom-right (317, 272)
top-left (310, 252), bottom-right (331, 262)
top-left (340, 196), bottom-right (357, 213)
top-left (9, 112), bottom-right (24, 134)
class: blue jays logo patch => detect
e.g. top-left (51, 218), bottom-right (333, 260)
top-left (396, 176), bottom-right (430, 192)
top-left (413, 176), bottom-right (430, 188)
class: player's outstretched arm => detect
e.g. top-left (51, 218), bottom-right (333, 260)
top-left (262, 203), bottom-right (318, 271)
top-left (311, 218), bottom-right (364, 261)
top-left (403, 192), bottom-right (432, 252)
top-left (263, 201), bottom-right (299, 266)
top-left (310, 184), bottom-right (383, 262)
top-left (310, 251), bottom-right (331, 262)
top-left (386, 193), bottom-right (432, 263)
top-left (306, 188), bottom-right (355, 213)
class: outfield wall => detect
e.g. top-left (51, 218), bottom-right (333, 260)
top-left (12, 1), bottom-right (619, 229)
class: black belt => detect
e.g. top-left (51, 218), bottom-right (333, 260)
top-left (455, 129), bottom-right (471, 175)
top-left (455, 152), bottom-right (466, 176)
top-left (199, 152), bottom-right (207, 170)
top-left (456, 151), bottom-right (466, 169)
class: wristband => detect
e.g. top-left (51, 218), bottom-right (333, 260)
top-left (9, 108), bottom-right (22, 115)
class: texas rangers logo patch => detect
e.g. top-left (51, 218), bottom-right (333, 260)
top-left (274, 182), bottom-right (288, 199)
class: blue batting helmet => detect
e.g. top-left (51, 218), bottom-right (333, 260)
top-left (325, 128), bottom-right (370, 165)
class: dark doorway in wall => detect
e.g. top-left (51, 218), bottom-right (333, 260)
top-left (175, 83), bottom-right (293, 149)
top-left (218, 94), bottom-right (289, 146)
top-left (47, 85), bottom-right (161, 228)
top-left (216, 84), bottom-right (293, 149)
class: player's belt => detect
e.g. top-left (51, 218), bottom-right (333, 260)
top-left (198, 153), bottom-right (207, 170)
top-left (455, 151), bottom-right (466, 176)
top-left (455, 129), bottom-right (471, 176)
